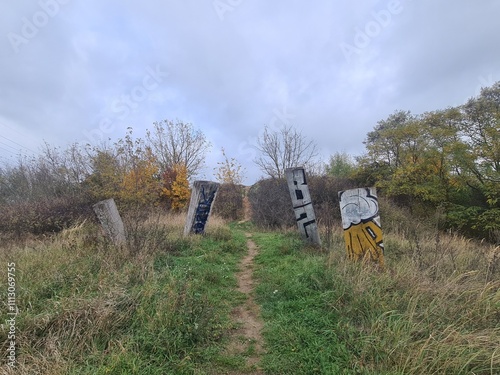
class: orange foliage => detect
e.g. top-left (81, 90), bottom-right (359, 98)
top-left (121, 153), bottom-right (160, 205)
top-left (161, 163), bottom-right (191, 210)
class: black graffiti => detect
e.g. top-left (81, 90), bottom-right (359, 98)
top-left (339, 188), bottom-right (380, 229)
top-left (192, 186), bottom-right (216, 234)
top-left (295, 190), bottom-right (304, 200)
top-left (291, 169), bottom-right (309, 206)
top-left (294, 201), bottom-right (312, 210)
top-left (293, 168), bottom-right (307, 186)
top-left (296, 211), bottom-right (317, 238)
top-left (286, 167), bottom-right (320, 244)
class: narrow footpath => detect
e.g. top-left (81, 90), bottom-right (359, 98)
top-left (226, 190), bottom-right (265, 374)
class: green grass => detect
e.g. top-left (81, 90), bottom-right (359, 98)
top-left (250, 225), bottom-right (500, 374)
top-left (0, 215), bottom-right (249, 374)
top-left (252, 231), bottom-right (362, 374)
top-left (1, 214), bottom-right (499, 374)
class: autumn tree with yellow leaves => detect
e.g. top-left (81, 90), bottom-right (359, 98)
top-left (214, 148), bottom-right (244, 185)
top-left (120, 150), bottom-right (160, 206)
top-left (161, 163), bottom-right (191, 210)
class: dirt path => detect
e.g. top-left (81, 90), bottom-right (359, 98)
top-left (226, 190), bottom-right (264, 373)
top-left (227, 233), bottom-right (264, 373)
top-left (239, 186), bottom-right (252, 224)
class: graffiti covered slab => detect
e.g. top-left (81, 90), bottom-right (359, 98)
top-left (285, 167), bottom-right (321, 245)
top-left (338, 187), bottom-right (384, 266)
top-left (184, 181), bottom-right (219, 236)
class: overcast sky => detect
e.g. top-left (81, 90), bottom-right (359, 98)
top-left (1, 0), bottom-right (499, 184)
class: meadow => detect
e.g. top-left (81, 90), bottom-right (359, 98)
top-left (0, 206), bottom-right (499, 374)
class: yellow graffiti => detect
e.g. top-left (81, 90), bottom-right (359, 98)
top-left (343, 220), bottom-right (385, 267)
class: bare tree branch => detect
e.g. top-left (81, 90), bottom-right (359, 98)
top-left (254, 125), bottom-right (319, 178)
top-left (146, 119), bottom-right (211, 178)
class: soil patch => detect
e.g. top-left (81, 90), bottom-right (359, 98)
top-left (226, 233), bottom-right (264, 374)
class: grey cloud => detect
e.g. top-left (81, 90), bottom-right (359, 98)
top-left (0, 1), bottom-right (499, 183)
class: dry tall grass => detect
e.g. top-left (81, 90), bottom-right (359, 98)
top-left (0, 210), bottom-right (230, 374)
top-left (321, 207), bottom-right (500, 374)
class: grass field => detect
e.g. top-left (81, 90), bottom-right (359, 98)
top-left (1, 211), bottom-right (499, 374)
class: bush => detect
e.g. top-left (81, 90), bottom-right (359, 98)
top-left (308, 175), bottom-right (359, 225)
top-left (211, 183), bottom-right (244, 221)
top-left (248, 176), bottom-right (359, 230)
top-left (248, 178), bottom-right (294, 228)
top-left (0, 194), bottom-right (96, 237)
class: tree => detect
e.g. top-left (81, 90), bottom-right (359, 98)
top-left (458, 83), bottom-right (500, 236)
top-left (214, 148), bottom-right (244, 184)
top-left (146, 119), bottom-right (210, 179)
top-left (460, 83), bottom-right (500, 190)
top-left (254, 125), bottom-right (318, 179)
top-left (325, 152), bottom-right (356, 178)
top-left (421, 108), bottom-right (464, 203)
top-left (364, 110), bottom-right (420, 170)
top-left (359, 94), bottom-right (500, 240)
top-left (113, 128), bottom-right (161, 206)
top-left (85, 149), bottom-right (123, 201)
top-left (161, 163), bottom-right (191, 210)
top-left (212, 148), bottom-right (245, 220)
top-left (361, 110), bottom-right (457, 205)
top-left (120, 150), bottom-right (160, 206)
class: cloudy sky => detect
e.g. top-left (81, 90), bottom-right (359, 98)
top-left (1, 0), bottom-right (499, 184)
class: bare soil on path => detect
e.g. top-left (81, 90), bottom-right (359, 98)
top-left (226, 233), bottom-right (264, 374)
top-left (225, 189), bottom-right (264, 374)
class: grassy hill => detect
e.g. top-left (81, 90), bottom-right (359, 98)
top-left (1, 208), bottom-right (499, 374)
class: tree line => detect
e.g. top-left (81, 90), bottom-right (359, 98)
top-left (0, 82), bottom-right (498, 241)
top-left (353, 82), bottom-right (499, 241)
top-left (0, 120), bottom-right (209, 210)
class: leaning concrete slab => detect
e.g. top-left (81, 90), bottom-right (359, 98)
top-left (184, 181), bottom-right (220, 236)
top-left (93, 198), bottom-right (127, 246)
top-left (285, 167), bottom-right (321, 245)
top-left (338, 187), bottom-right (384, 267)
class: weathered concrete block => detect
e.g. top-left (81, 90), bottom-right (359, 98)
top-left (338, 187), bottom-right (384, 266)
top-left (92, 198), bottom-right (127, 246)
top-left (285, 167), bottom-right (321, 245)
top-left (184, 181), bottom-right (220, 236)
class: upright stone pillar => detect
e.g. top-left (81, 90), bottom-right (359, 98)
top-left (93, 198), bottom-right (127, 246)
top-left (184, 181), bottom-right (220, 236)
top-left (285, 167), bottom-right (321, 245)
top-left (338, 187), bottom-right (384, 267)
